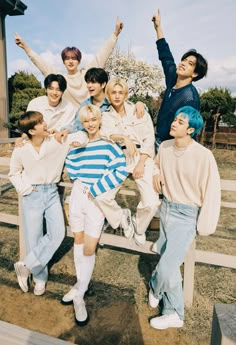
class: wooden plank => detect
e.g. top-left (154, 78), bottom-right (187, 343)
top-left (183, 240), bottom-right (196, 307)
top-left (0, 320), bottom-right (76, 345)
top-left (0, 138), bottom-right (15, 144)
top-left (0, 157), bottom-right (11, 166)
top-left (221, 201), bottom-right (236, 209)
top-left (195, 250), bottom-right (236, 269)
top-left (99, 232), bottom-right (155, 254)
top-left (221, 179), bottom-right (236, 192)
top-left (0, 212), bottom-right (19, 225)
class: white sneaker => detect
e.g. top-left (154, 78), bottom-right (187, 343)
top-left (61, 282), bottom-right (79, 305)
top-left (134, 233), bottom-right (146, 246)
top-left (148, 290), bottom-right (159, 308)
top-left (73, 297), bottom-right (89, 326)
top-left (14, 261), bottom-right (30, 293)
top-left (151, 241), bottom-right (158, 253)
top-left (150, 312), bottom-right (184, 330)
top-left (120, 209), bottom-right (134, 239)
top-left (34, 282), bottom-right (46, 296)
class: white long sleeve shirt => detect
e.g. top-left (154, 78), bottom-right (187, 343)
top-left (9, 132), bottom-right (88, 196)
top-left (101, 101), bottom-right (155, 171)
top-left (155, 139), bottom-right (221, 236)
top-left (27, 95), bottom-right (76, 131)
top-left (26, 34), bottom-right (118, 107)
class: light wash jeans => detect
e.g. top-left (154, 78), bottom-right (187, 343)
top-left (150, 196), bottom-right (199, 320)
top-left (22, 184), bottom-right (65, 284)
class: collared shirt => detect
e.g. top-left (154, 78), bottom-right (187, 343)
top-left (27, 95), bottom-right (76, 131)
top-left (65, 96), bottom-right (110, 133)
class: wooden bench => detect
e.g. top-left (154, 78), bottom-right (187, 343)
top-left (210, 304), bottom-right (236, 345)
top-left (0, 320), bottom-right (76, 345)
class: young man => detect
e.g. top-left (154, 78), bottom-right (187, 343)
top-left (99, 77), bottom-right (160, 246)
top-left (27, 74), bottom-right (76, 131)
top-left (64, 104), bottom-right (128, 325)
top-left (149, 106), bottom-right (221, 330)
top-left (152, 9), bottom-right (208, 151)
top-left (14, 17), bottom-right (124, 108)
top-left (9, 111), bottom-right (87, 296)
top-left (56, 67), bottom-right (145, 141)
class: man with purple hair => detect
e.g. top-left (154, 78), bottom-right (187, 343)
top-left (15, 17), bottom-right (124, 108)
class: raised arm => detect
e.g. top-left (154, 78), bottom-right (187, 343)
top-left (84, 16), bottom-right (124, 70)
top-left (152, 9), bottom-right (164, 40)
top-left (15, 32), bottom-right (57, 76)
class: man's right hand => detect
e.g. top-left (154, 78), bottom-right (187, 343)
top-left (55, 130), bottom-right (69, 143)
top-left (152, 9), bottom-right (164, 39)
top-left (14, 32), bottom-right (26, 49)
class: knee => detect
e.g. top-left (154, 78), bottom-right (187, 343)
top-left (83, 247), bottom-right (95, 256)
top-left (74, 232), bottom-right (84, 244)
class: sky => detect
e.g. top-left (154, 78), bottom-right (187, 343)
top-left (4, 0), bottom-right (236, 96)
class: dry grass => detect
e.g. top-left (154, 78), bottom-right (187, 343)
top-left (0, 146), bottom-right (235, 345)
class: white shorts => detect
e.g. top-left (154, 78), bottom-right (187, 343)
top-left (69, 180), bottom-right (105, 238)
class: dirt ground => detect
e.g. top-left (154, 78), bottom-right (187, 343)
top-left (0, 147), bottom-right (236, 345)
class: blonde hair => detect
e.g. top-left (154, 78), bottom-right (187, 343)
top-left (78, 104), bottom-right (102, 123)
top-left (105, 77), bottom-right (129, 102)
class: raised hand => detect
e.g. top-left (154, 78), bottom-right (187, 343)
top-left (114, 16), bottom-right (124, 37)
top-left (152, 8), bottom-right (161, 31)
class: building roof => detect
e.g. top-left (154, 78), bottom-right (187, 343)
top-left (0, 0), bottom-right (27, 16)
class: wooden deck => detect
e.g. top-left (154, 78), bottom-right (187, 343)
top-left (0, 320), bottom-right (76, 345)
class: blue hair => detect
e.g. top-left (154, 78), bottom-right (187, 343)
top-left (175, 106), bottom-right (203, 137)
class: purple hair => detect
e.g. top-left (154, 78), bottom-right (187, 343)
top-left (61, 47), bottom-right (82, 62)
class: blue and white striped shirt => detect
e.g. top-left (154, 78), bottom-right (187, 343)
top-left (65, 139), bottom-right (128, 198)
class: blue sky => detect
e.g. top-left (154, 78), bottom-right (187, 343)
top-left (5, 0), bottom-right (236, 95)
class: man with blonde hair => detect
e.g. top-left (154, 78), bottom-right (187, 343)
top-left (99, 77), bottom-right (160, 245)
top-left (64, 104), bottom-right (129, 325)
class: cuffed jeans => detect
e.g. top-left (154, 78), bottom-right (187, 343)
top-left (150, 197), bottom-right (199, 320)
top-left (22, 184), bottom-right (65, 284)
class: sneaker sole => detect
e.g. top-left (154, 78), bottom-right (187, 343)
top-left (14, 263), bottom-right (28, 293)
top-left (75, 315), bottom-right (89, 327)
top-left (34, 289), bottom-right (45, 296)
top-left (150, 320), bottom-right (184, 330)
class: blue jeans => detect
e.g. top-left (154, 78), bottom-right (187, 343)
top-left (22, 184), bottom-right (65, 284)
top-left (150, 197), bottom-right (199, 320)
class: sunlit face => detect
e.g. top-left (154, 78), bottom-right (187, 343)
top-left (169, 114), bottom-right (194, 138)
top-left (63, 52), bottom-right (80, 74)
top-left (108, 84), bottom-right (127, 109)
top-left (87, 81), bottom-right (106, 98)
top-left (81, 113), bottom-right (101, 137)
top-left (176, 55), bottom-right (198, 79)
top-left (46, 81), bottom-right (63, 107)
top-left (30, 118), bottom-right (48, 138)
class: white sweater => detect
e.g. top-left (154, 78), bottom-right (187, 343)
top-left (9, 132), bottom-right (88, 196)
top-left (155, 139), bottom-right (221, 236)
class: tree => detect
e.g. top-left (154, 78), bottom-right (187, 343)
top-left (200, 88), bottom-right (236, 147)
top-left (105, 49), bottom-right (164, 98)
top-left (7, 71), bottom-right (44, 136)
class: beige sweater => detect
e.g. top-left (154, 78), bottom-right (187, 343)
top-left (155, 139), bottom-right (221, 236)
top-left (26, 34), bottom-right (118, 107)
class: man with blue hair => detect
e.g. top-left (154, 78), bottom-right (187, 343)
top-left (148, 106), bottom-right (221, 330)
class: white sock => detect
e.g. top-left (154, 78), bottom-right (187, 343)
top-left (73, 243), bottom-right (83, 283)
top-left (76, 253), bottom-right (95, 298)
